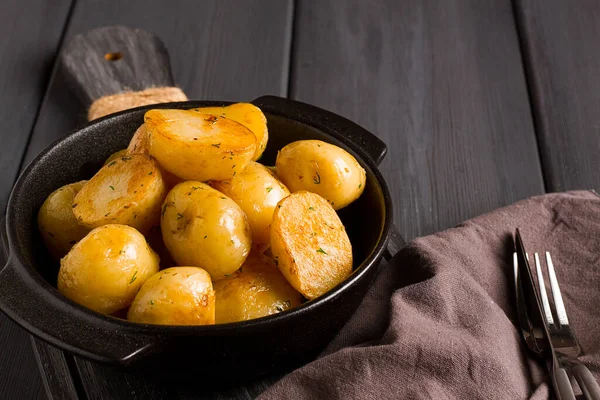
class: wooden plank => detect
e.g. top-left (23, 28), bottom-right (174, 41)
top-left (21, 0), bottom-right (293, 399)
top-left (290, 0), bottom-right (545, 240)
top-left (0, 1), bottom-right (73, 399)
top-left (513, 0), bottom-right (600, 192)
top-left (31, 340), bottom-right (79, 400)
top-left (22, 0), bottom-right (293, 165)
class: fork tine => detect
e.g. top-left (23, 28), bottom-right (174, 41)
top-left (513, 252), bottom-right (519, 291)
top-left (534, 253), bottom-right (555, 326)
top-left (546, 252), bottom-right (569, 326)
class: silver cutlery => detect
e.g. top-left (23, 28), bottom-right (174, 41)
top-left (513, 229), bottom-right (600, 400)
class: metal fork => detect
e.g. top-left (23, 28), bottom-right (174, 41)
top-left (533, 251), bottom-right (600, 399)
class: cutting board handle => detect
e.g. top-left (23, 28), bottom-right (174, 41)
top-left (60, 25), bottom-right (176, 105)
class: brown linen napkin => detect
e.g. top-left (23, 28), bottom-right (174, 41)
top-left (259, 190), bottom-right (600, 400)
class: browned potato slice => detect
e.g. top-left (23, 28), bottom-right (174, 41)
top-left (145, 109), bottom-right (256, 181)
top-left (270, 191), bottom-right (352, 299)
top-left (161, 182), bottom-right (251, 279)
top-left (190, 103), bottom-right (268, 160)
top-left (275, 140), bottom-right (366, 210)
top-left (127, 124), bottom-right (150, 154)
top-left (37, 181), bottom-right (90, 258)
top-left (58, 224), bottom-right (160, 314)
top-left (104, 149), bottom-right (128, 166)
top-left (126, 124), bottom-right (182, 188)
top-left (73, 154), bottom-right (167, 234)
top-left (213, 253), bottom-right (303, 324)
top-left (211, 162), bottom-right (289, 251)
top-left (127, 267), bottom-right (215, 325)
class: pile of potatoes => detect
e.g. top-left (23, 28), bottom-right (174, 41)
top-left (37, 103), bottom-right (367, 326)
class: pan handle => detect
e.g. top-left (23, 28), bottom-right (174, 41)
top-left (60, 26), bottom-right (176, 105)
top-left (0, 217), bottom-right (160, 365)
top-left (383, 225), bottom-right (406, 262)
top-left (252, 95), bottom-right (388, 166)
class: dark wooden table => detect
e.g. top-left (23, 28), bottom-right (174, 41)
top-left (1, 0), bottom-right (598, 398)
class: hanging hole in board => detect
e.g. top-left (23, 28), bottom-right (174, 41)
top-left (104, 52), bottom-right (123, 61)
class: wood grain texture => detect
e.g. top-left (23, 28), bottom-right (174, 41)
top-left (22, 0), bottom-right (293, 399)
top-left (514, 0), bottom-right (600, 192)
top-left (0, 1), bottom-right (72, 399)
top-left (290, 0), bottom-right (545, 240)
top-left (23, 0), bottom-right (293, 166)
top-left (31, 339), bottom-right (79, 400)
top-left (61, 25), bottom-right (176, 103)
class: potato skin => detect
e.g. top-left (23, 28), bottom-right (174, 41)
top-left (73, 154), bottom-right (167, 234)
top-left (37, 181), bottom-right (91, 259)
top-left (213, 253), bottom-right (303, 324)
top-left (127, 124), bottom-right (150, 154)
top-left (275, 140), bottom-right (366, 210)
top-left (161, 182), bottom-right (251, 280)
top-left (126, 124), bottom-right (182, 188)
top-left (270, 191), bottom-right (352, 299)
top-left (104, 149), bottom-right (128, 166)
top-left (211, 162), bottom-right (289, 251)
top-left (57, 224), bottom-right (160, 314)
top-left (191, 103), bottom-right (268, 161)
top-left (127, 267), bottom-right (215, 325)
top-left (145, 109), bottom-right (256, 181)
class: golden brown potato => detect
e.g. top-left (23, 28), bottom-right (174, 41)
top-left (58, 224), bottom-right (160, 314)
top-left (213, 253), bottom-right (303, 324)
top-left (127, 124), bottom-right (182, 188)
top-left (275, 140), bottom-right (366, 210)
top-left (190, 103), bottom-right (268, 161)
top-left (211, 162), bottom-right (289, 251)
top-left (161, 182), bottom-right (251, 280)
top-left (127, 124), bottom-right (150, 154)
top-left (127, 267), bottom-right (215, 325)
top-left (37, 181), bottom-right (91, 259)
top-left (145, 109), bottom-right (256, 181)
top-left (270, 191), bottom-right (352, 299)
top-left (73, 154), bottom-right (167, 234)
top-left (104, 149), bottom-right (128, 166)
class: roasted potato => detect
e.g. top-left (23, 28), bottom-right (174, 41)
top-left (275, 140), bottom-right (366, 210)
top-left (73, 154), bottom-right (167, 234)
top-left (37, 181), bottom-right (91, 258)
top-left (213, 253), bottom-right (303, 324)
top-left (104, 149), bottom-right (128, 166)
top-left (127, 267), bottom-right (215, 325)
top-left (127, 124), bottom-right (150, 154)
top-left (127, 124), bottom-right (182, 188)
top-left (161, 182), bottom-right (251, 279)
top-left (191, 103), bottom-right (268, 160)
top-left (57, 224), bottom-right (160, 314)
top-left (270, 191), bottom-right (352, 299)
top-left (145, 109), bottom-right (256, 181)
top-left (211, 162), bottom-right (289, 251)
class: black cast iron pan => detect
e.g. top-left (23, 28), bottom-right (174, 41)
top-left (0, 26), bottom-right (404, 380)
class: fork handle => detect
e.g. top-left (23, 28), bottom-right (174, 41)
top-left (553, 366), bottom-right (576, 400)
top-left (572, 363), bottom-right (600, 400)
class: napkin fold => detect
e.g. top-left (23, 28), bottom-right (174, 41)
top-left (259, 190), bottom-right (600, 400)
